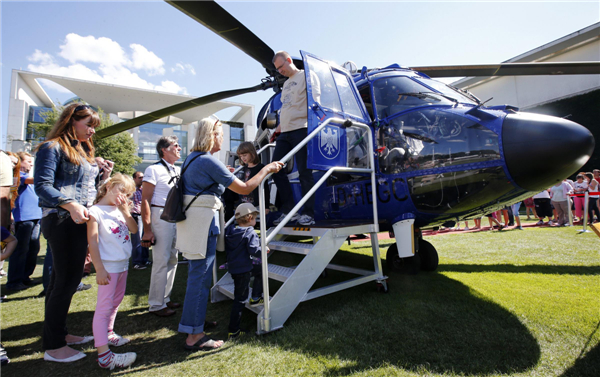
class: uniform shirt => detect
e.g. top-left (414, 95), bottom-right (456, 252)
top-left (88, 205), bottom-right (132, 273)
top-left (143, 159), bottom-right (180, 207)
top-left (12, 171), bottom-right (42, 222)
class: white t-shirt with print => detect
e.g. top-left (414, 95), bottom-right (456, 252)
top-left (88, 205), bottom-right (133, 273)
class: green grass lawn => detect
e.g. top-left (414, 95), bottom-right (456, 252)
top-left (1, 220), bottom-right (598, 376)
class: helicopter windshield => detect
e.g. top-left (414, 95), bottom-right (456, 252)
top-left (378, 109), bottom-right (500, 174)
top-left (372, 76), bottom-right (475, 119)
top-left (414, 77), bottom-right (478, 105)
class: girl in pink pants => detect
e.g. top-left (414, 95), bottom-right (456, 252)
top-left (87, 174), bottom-right (138, 370)
top-left (572, 174), bottom-right (588, 220)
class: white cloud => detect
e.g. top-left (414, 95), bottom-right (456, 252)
top-left (155, 80), bottom-right (188, 95)
top-left (59, 33), bottom-right (128, 67)
top-left (130, 43), bottom-right (165, 76)
top-left (26, 33), bottom-right (187, 95)
top-left (171, 62), bottom-right (196, 76)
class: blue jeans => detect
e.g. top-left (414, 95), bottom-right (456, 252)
top-left (178, 235), bottom-right (216, 335)
top-left (272, 128), bottom-right (315, 217)
top-left (7, 219), bottom-right (41, 288)
top-left (130, 214), bottom-right (149, 265)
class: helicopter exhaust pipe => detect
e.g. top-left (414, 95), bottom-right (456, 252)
top-left (502, 112), bottom-right (595, 192)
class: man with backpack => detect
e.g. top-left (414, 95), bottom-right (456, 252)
top-left (141, 136), bottom-right (182, 317)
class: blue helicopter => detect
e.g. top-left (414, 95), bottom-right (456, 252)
top-left (96, 0), bottom-right (597, 274)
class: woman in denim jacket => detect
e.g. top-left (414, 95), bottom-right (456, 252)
top-left (34, 103), bottom-right (112, 363)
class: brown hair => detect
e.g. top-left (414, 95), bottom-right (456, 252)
top-left (272, 51), bottom-right (291, 64)
top-left (42, 103), bottom-right (100, 164)
top-left (236, 142), bottom-right (260, 166)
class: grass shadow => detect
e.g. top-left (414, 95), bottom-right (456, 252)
top-left (438, 264), bottom-right (600, 275)
top-left (242, 249), bottom-right (541, 375)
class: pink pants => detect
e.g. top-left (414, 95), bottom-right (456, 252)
top-left (93, 271), bottom-right (128, 348)
top-left (574, 196), bottom-right (586, 219)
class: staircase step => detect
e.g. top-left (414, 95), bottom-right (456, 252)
top-left (267, 263), bottom-right (295, 282)
top-left (215, 283), bottom-right (264, 314)
top-left (268, 240), bottom-right (314, 255)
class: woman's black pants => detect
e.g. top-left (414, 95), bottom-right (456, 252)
top-left (41, 213), bottom-right (88, 351)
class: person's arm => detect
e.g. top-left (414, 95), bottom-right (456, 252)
top-left (87, 216), bottom-right (110, 285)
top-left (228, 161), bottom-right (283, 195)
top-left (116, 194), bottom-right (138, 234)
top-left (141, 181), bottom-right (155, 245)
top-left (1, 234), bottom-right (17, 261)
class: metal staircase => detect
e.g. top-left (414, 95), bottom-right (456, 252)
top-left (211, 118), bottom-right (387, 334)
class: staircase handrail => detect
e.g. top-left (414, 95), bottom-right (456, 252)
top-left (257, 117), bottom-right (378, 332)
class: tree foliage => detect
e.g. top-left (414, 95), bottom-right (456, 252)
top-left (30, 104), bottom-right (141, 175)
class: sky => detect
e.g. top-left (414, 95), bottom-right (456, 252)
top-left (1, 0), bottom-right (599, 147)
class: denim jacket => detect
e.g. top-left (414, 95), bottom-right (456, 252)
top-left (34, 141), bottom-right (99, 218)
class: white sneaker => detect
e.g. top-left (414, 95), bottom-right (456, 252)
top-left (103, 352), bottom-right (137, 370)
top-left (107, 332), bottom-right (130, 347)
top-left (536, 220), bottom-right (544, 225)
top-left (463, 226), bottom-right (469, 231)
top-left (298, 215), bottom-right (315, 226)
top-left (273, 212), bottom-right (300, 225)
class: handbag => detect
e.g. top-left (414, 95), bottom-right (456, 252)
top-left (160, 153), bottom-right (204, 223)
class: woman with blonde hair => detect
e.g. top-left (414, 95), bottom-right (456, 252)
top-left (176, 116), bottom-right (283, 350)
top-left (34, 103), bottom-right (113, 363)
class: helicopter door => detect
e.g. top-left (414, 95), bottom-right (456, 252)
top-left (301, 51), bottom-right (371, 170)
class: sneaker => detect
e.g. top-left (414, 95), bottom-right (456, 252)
top-left (0, 344), bottom-right (9, 366)
top-left (463, 226), bottom-right (469, 231)
top-left (536, 220), bottom-right (544, 226)
top-left (0, 269), bottom-right (6, 277)
top-left (77, 283), bottom-right (92, 292)
top-left (228, 329), bottom-right (246, 339)
top-left (107, 333), bottom-right (130, 347)
top-left (517, 225), bottom-right (524, 230)
top-left (145, 261), bottom-right (152, 266)
top-left (273, 212), bottom-right (301, 225)
top-left (100, 352), bottom-right (137, 370)
top-left (297, 214), bottom-right (315, 226)
top-left (133, 264), bottom-right (147, 270)
top-left (249, 297), bottom-right (264, 307)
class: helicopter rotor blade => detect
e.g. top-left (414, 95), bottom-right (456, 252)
top-left (95, 82), bottom-right (271, 139)
top-left (166, 0), bottom-right (277, 76)
top-left (411, 61), bottom-right (600, 78)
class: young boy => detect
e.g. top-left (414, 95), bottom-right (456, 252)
top-left (224, 203), bottom-right (266, 339)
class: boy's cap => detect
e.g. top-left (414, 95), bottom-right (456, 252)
top-left (235, 203), bottom-right (259, 219)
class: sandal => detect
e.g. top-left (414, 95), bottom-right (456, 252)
top-left (184, 335), bottom-right (223, 351)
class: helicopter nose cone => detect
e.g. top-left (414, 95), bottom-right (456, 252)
top-left (502, 113), bottom-right (595, 191)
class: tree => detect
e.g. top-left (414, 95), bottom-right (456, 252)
top-left (29, 104), bottom-right (142, 175)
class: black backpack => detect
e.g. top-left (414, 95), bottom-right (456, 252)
top-left (160, 153), bottom-right (204, 223)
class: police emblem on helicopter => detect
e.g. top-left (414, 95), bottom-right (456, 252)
top-left (319, 126), bottom-right (340, 159)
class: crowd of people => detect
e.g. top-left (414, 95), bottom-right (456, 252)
top-left (440, 170), bottom-right (600, 233)
top-left (1, 50), bottom-right (598, 370)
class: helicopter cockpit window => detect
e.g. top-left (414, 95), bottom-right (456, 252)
top-left (372, 77), bottom-right (455, 119)
top-left (331, 70), bottom-right (363, 118)
top-left (378, 109), bottom-right (500, 174)
top-left (305, 56), bottom-right (341, 112)
top-left (415, 77), bottom-right (477, 105)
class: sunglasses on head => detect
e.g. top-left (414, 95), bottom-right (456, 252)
top-left (73, 104), bottom-right (90, 113)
